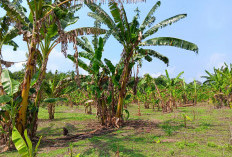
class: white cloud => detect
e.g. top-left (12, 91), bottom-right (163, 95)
top-left (141, 66), bottom-right (176, 78)
top-left (111, 59), bottom-right (119, 65)
top-left (47, 48), bottom-right (74, 73)
top-left (1, 47), bottom-right (27, 72)
top-left (150, 72), bottom-right (162, 78)
top-left (79, 68), bottom-right (89, 75)
top-left (2, 48), bottom-right (27, 62)
top-left (207, 53), bottom-right (227, 69)
top-left (8, 62), bottom-right (26, 72)
top-left (166, 66), bottom-right (176, 76)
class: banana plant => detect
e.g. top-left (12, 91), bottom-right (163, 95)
top-left (0, 69), bottom-right (20, 147)
top-left (42, 71), bottom-right (74, 120)
top-left (193, 79), bottom-right (198, 105)
top-left (0, 69), bottom-right (20, 122)
top-left (181, 78), bottom-right (186, 104)
top-left (67, 16), bottom-right (125, 126)
top-left (68, 36), bottom-right (120, 126)
top-left (202, 63), bottom-right (232, 108)
top-left (86, 1), bottom-right (198, 124)
top-left (1, 0), bottom-right (107, 135)
top-left (0, 15), bottom-right (19, 96)
top-left (12, 127), bottom-right (42, 157)
top-left (161, 70), bottom-right (184, 112)
top-left (137, 74), bottom-right (155, 109)
top-left (182, 114), bottom-right (192, 128)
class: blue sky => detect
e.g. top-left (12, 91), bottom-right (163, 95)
top-left (1, 0), bottom-right (232, 82)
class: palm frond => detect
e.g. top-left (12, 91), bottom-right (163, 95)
top-left (4, 40), bottom-right (18, 51)
top-left (87, 12), bottom-right (122, 44)
top-left (102, 30), bottom-right (112, 46)
top-left (138, 48), bottom-right (169, 65)
top-left (76, 37), bottom-right (93, 53)
top-left (67, 54), bottom-right (91, 73)
top-left (3, 27), bottom-right (19, 44)
top-left (81, 36), bottom-right (94, 52)
top-left (109, 2), bottom-right (125, 42)
top-left (142, 14), bottom-right (187, 39)
top-left (86, 2), bottom-right (115, 29)
top-left (92, 37), bottom-right (104, 74)
top-left (92, 18), bottom-right (101, 49)
top-left (140, 1), bottom-right (161, 31)
top-left (1, 0), bottom-right (30, 26)
top-left (65, 27), bottom-right (106, 37)
top-left (140, 37), bottom-right (198, 53)
top-left (79, 51), bottom-right (93, 60)
top-left (104, 58), bottom-right (115, 74)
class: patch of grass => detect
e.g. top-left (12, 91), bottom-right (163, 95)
top-left (207, 142), bottom-right (219, 148)
top-left (176, 141), bottom-right (199, 149)
top-left (38, 105), bottom-right (95, 121)
top-left (3, 103), bottom-right (232, 157)
top-left (159, 121), bottom-right (184, 136)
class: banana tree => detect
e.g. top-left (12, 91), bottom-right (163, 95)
top-left (202, 63), bottom-right (232, 108)
top-left (0, 69), bottom-right (20, 147)
top-left (68, 36), bottom-right (120, 126)
top-left (137, 73), bottom-right (154, 109)
top-left (42, 71), bottom-right (75, 120)
top-left (30, 2), bottom-right (106, 137)
top-left (12, 126), bottom-right (42, 157)
top-left (1, 0), bottom-right (107, 135)
top-left (192, 80), bottom-right (198, 105)
top-left (0, 15), bottom-right (19, 96)
top-left (132, 62), bottom-right (141, 103)
top-left (86, 0), bottom-right (198, 125)
top-left (162, 70), bottom-right (184, 112)
top-left (181, 78), bottom-right (188, 104)
top-left (221, 64), bottom-right (232, 106)
top-left (0, 14), bottom-right (19, 148)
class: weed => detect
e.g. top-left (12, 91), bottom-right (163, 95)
top-left (207, 142), bottom-right (218, 148)
top-left (169, 150), bottom-right (175, 156)
top-left (176, 141), bottom-right (198, 149)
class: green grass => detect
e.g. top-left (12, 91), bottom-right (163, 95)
top-left (1, 103), bottom-right (232, 157)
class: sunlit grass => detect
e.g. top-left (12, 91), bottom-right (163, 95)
top-left (1, 103), bottom-right (232, 157)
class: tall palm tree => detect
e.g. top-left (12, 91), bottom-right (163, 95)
top-left (86, 1), bottom-right (198, 125)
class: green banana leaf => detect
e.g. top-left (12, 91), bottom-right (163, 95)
top-left (12, 127), bottom-right (28, 157)
top-left (0, 95), bottom-right (12, 104)
top-left (43, 97), bottom-right (68, 103)
top-left (1, 69), bottom-right (20, 96)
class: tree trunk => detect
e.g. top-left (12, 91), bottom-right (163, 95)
top-left (97, 98), bottom-right (107, 126)
top-left (137, 101), bottom-right (141, 116)
top-left (154, 80), bottom-right (165, 112)
top-left (194, 94), bottom-right (197, 106)
top-left (0, 48), bottom-right (9, 145)
top-left (109, 78), bottom-right (116, 116)
top-left (16, 32), bottom-right (37, 135)
top-left (144, 96), bottom-right (149, 109)
top-left (48, 103), bottom-right (55, 120)
top-left (74, 51), bottom-right (80, 86)
top-left (183, 93), bottom-right (187, 104)
top-left (133, 64), bottom-right (139, 103)
top-left (0, 47), bottom-right (4, 95)
top-left (52, 104), bottom-right (55, 119)
top-left (116, 65), bottom-right (129, 119)
top-left (29, 57), bottom-right (48, 138)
